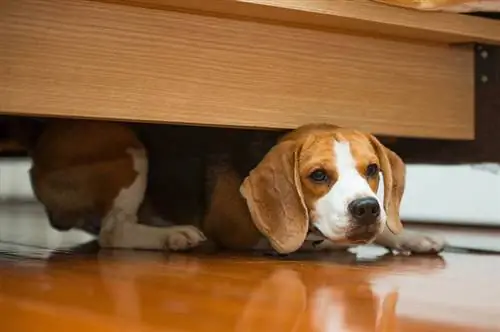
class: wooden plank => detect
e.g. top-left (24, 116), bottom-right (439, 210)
top-left (372, 0), bottom-right (500, 13)
top-left (385, 44), bottom-right (500, 163)
top-left (0, 0), bottom-right (474, 139)
top-left (94, 0), bottom-right (500, 45)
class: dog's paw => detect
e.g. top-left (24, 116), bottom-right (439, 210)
top-left (397, 233), bottom-right (446, 255)
top-left (164, 226), bottom-right (207, 251)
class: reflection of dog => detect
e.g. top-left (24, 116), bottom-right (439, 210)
top-left (237, 254), bottom-right (446, 332)
top-left (40, 250), bottom-right (443, 331)
top-left (22, 119), bottom-right (443, 254)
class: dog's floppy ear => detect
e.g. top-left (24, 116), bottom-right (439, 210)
top-left (240, 140), bottom-right (308, 254)
top-left (368, 135), bottom-right (406, 234)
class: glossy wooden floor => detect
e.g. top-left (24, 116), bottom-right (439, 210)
top-left (1, 203), bottom-right (500, 332)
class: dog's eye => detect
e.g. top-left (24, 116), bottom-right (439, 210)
top-left (309, 169), bottom-right (329, 183)
top-left (366, 163), bottom-right (379, 177)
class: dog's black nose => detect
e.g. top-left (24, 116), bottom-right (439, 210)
top-left (348, 197), bottom-right (380, 223)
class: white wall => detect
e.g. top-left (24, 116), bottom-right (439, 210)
top-left (2, 158), bottom-right (500, 226)
top-left (399, 164), bottom-right (500, 226)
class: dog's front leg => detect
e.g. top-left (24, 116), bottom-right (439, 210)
top-left (97, 148), bottom-right (206, 251)
top-left (98, 210), bottom-right (206, 251)
top-left (374, 226), bottom-right (445, 255)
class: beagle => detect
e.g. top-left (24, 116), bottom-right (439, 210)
top-left (25, 119), bottom-right (444, 255)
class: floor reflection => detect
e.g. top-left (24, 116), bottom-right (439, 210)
top-left (0, 203), bottom-right (499, 331)
top-left (0, 242), bottom-right (458, 332)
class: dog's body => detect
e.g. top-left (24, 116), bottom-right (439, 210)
top-left (23, 119), bottom-right (444, 255)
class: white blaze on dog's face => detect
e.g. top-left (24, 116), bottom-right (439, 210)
top-left (299, 132), bottom-right (386, 244)
top-left (241, 124), bottom-right (405, 254)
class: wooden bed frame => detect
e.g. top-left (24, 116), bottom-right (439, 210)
top-left (1, 0), bottom-right (500, 161)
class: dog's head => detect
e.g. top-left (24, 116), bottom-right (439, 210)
top-left (240, 124), bottom-right (406, 254)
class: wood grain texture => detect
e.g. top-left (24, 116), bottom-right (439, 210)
top-left (93, 0), bottom-right (500, 45)
top-left (384, 44), bottom-right (500, 163)
top-left (373, 0), bottom-right (500, 13)
top-left (0, 0), bottom-right (474, 139)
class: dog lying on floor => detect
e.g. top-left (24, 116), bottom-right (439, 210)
top-left (22, 119), bottom-right (444, 255)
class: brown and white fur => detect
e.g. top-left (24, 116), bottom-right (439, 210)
top-left (25, 120), bottom-right (444, 255)
top-left (28, 120), bottom-right (205, 251)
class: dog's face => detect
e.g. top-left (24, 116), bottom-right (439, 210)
top-left (241, 124), bottom-right (405, 254)
top-left (298, 131), bottom-right (386, 244)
